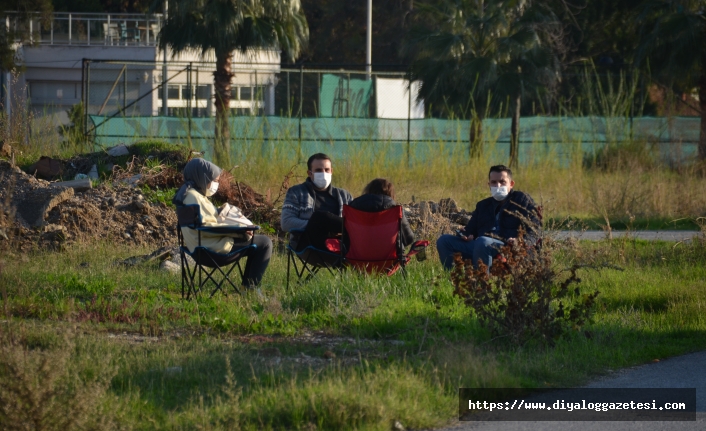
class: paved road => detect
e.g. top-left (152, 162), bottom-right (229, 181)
top-left (440, 351), bottom-right (706, 431)
top-left (555, 231), bottom-right (701, 242)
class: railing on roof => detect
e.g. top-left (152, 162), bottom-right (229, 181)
top-left (4, 12), bottom-right (164, 47)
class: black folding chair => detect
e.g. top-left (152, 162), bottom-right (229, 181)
top-left (285, 229), bottom-right (344, 290)
top-left (176, 205), bottom-right (259, 299)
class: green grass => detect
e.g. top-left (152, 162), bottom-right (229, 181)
top-left (1, 237), bottom-right (706, 430)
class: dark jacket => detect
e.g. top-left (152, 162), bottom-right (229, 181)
top-left (281, 179), bottom-right (353, 232)
top-left (461, 190), bottom-right (540, 242)
top-left (348, 194), bottom-right (415, 248)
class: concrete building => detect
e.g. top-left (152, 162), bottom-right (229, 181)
top-left (1, 12), bottom-right (280, 129)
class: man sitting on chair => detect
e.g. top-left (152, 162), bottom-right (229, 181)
top-left (436, 164), bottom-right (540, 270)
top-left (281, 153), bottom-right (353, 251)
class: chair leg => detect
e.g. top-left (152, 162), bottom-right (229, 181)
top-left (287, 248), bottom-right (292, 292)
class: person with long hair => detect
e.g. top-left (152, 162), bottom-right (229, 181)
top-left (348, 178), bottom-right (415, 248)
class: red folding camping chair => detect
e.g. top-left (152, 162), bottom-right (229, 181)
top-left (340, 204), bottom-right (428, 276)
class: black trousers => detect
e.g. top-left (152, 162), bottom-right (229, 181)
top-left (231, 234), bottom-right (272, 287)
top-left (296, 211), bottom-right (343, 251)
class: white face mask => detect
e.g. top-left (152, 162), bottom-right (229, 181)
top-left (206, 181), bottom-right (219, 197)
top-left (490, 186), bottom-right (509, 201)
top-left (312, 172), bottom-right (332, 189)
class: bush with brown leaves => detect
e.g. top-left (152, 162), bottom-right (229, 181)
top-left (450, 229), bottom-right (612, 345)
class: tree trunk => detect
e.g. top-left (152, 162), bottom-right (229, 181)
top-left (510, 93), bottom-right (521, 169)
top-left (699, 73), bottom-right (706, 162)
top-left (213, 50), bottom-right (234, 167)
top-left (469, 110), bottom-right (483, 159)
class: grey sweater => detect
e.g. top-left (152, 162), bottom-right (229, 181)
top-left (280, 180), bottom-right (353, 232)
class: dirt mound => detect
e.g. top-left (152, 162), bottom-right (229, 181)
top-left (1, 159), bottom-right (177, 252)
top-left (0, 144), bottom-right (283, 253)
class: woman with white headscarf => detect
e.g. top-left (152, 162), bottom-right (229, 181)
top-left (173, 158), bottom-right (272, 289)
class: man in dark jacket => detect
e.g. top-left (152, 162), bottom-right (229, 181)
top-left (281, 153), bottom-right (353, 250)
top-left (436, 165), bottom-right (540, 270)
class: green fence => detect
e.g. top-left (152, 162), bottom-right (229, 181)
top-left (89, 115), bottom-right (699, 166)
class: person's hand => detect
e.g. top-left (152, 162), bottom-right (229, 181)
top-left (460, 234), bottom-right (474, 242)
top-left (506, 237), bottom-right (516, 245)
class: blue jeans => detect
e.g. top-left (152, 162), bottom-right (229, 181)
top-left (436, 235), bottom-right (504, 270)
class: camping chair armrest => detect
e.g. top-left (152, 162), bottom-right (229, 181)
top-left (197, 225), bottom-right (260, 235)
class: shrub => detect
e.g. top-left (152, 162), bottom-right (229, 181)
top-left (0, 327), bottom-right (123, 431)
top-left (450, 230), bottom-right (609, 345)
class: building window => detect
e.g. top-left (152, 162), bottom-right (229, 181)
top-left (240, 87), bottom-right (252, 100)
top-left (167, 85), bottom-right (180, 100)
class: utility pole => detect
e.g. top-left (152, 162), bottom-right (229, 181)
top-left (161, 0), bottom-right (169, 116)
top-left (366, 0), bottom-right (372, 80)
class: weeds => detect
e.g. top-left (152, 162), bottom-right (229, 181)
top-left (0, 326), bottom-right (123, 431)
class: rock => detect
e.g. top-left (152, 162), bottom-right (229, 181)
top-left (43, 223), bottom-right (66, 233)
top-left (123, 232), bottom-right (131, 239)
top-left (88, 164), bottom-right (99, 180)
top-left (393, 420), bottom-right (405, 431)
top-left (160, 260), bottom-right (180, 274)
top-left (107, 144), bottom-right (130, 157)
top-left (135, 223), bottom-right (145, 231)
top-left (0, 141), bottom-right (12, 158)
top-left (27, 156), bottom-right (63, 179)
top-left (15, 186), bottom-right (74, 227)
top-left (439, 198), bottom-right (459, 213)
top-left (133, 200), bottom-right (149, 211)
top-left (51, 178), bottom-right (92, 192)
top-left (323, 350), bottom-right (336, 359)
top-left (417, 201), bottom-right (432, 225)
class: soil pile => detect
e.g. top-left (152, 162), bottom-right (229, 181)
top-left (1, 159), bottom-right (178, 252)
top-left (0, 144), bottom-right (282, 253)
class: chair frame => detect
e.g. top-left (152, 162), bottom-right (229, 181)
top-left (285, 229), bottom-right (344, 290)
top-left (176, 205), bottom-right (259, 299)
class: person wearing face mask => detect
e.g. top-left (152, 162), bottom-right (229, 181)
top-left (436, 164), bottom-right (539, 270)
top-left (173, 158), bottom-right (273, 289)
top-left (281, 153), bottom-right (353, 251)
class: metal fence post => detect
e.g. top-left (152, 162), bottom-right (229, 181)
top-left (123, 64), bottom-right (128, 111)
top-left (85, 60), bottom-right (90, 137)
top-left (188, 62), bottom-right (192, 142)
top-left (299, 65), bottom-right (303, 146)
top-left (407, 78), bottom-right (412, 167)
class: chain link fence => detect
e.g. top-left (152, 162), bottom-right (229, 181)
top-left (82, 60), bottom-right (700, 165)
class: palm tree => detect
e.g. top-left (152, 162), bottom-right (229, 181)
top-left (635, 0), bottom-right (706, 162)
top-left (403, 0), bottom-right (560, 166)
top-left (158, 0), bottom-right (308, 166)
